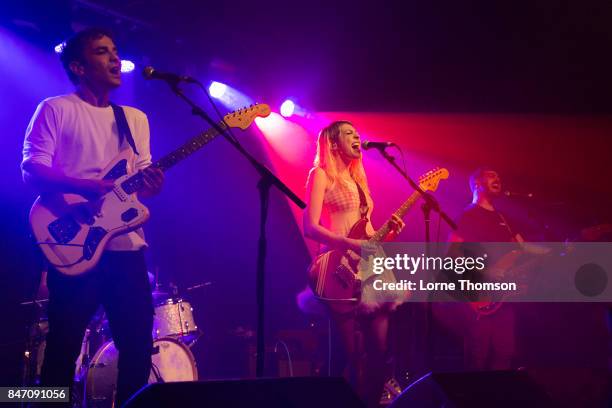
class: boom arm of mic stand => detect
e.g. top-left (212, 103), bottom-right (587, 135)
top-left (378, 148), bottom-right (457, 230)
top-left (167, 83), bottom-right (305, 209)
top-left (165, 81), bottom-right (305, 378)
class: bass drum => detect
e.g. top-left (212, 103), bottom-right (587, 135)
top-left (86, 337), bottom-right (198, 407)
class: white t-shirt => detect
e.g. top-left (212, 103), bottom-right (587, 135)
top-left (22, 93), bottom-right (152, 251)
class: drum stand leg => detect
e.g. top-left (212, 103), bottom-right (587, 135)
top-left (71, 329), bottom-right (92, 408)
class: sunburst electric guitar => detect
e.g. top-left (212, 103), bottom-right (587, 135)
top-left (30, 104), bottom-right (271, 276)
top-left (308, 168), bottom-right (449, 309)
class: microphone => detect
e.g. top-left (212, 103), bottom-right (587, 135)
top-left (361, 140), bottom-right (397, 150)
top-left (504, 190), bottom-right (534, 199)
top-left (142, 66), bottom-right (196, 84)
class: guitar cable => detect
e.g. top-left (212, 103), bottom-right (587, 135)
top-left (273, 340), bottom-right (294, 377)
top-left (35, 242), bottom-right (86, 268)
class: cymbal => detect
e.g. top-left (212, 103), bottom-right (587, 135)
top-left (20, 298), bottom-right (49, 306)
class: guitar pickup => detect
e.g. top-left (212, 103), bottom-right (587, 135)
top-left (121, 208), bottom-right (139, 222)
top-left (48, 215), bottom-right (81, 244)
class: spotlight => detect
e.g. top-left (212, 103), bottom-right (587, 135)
top-left (120, 60), bottom-right (135, 73)
top-left (206, 82), bottom-right (253, 109)
top-left (54, 42), bottom-right (66, 54)
top-left (280, 99), bottom-right (295, 118)
top-left (209, 81), bottom-right (227, 98)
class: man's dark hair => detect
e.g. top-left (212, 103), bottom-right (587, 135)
top-left (469, 166), bottom-right (496, 192)
top-left (59, 27), bottom-right (114, 84)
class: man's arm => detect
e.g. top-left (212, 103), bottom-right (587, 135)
top-left (22, 162), bottom-right (113, 198)
top-left (22, 100), bottom-right (114, 198)
top-left (130, 111), bottom-right (164, 198)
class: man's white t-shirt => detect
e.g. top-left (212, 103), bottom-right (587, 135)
top-left (22, 93), bottom-right (152, 251)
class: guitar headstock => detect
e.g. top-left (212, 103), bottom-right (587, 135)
top-left (224, 104), bottom-right (271, 129)
top-left (418, 167), bottom-right (449, 192)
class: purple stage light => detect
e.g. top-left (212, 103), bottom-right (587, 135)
top-left (209, 81), bottom-right (227, 98)
top-left (54, 42), bottom-right (66, 54)
top-left (280, 99), bottom-right (295, 117)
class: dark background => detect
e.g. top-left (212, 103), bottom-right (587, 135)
top-left (3, 0), bottom-right (612, 113)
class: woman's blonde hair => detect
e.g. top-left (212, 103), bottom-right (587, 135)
top-left (309, 121), bottom-right (370, 197)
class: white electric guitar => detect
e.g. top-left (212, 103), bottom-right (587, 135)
top-left (30, 104), bottom-right (271, 276)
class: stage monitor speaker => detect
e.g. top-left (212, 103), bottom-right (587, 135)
top-left (124, 376), bottom-right (365, 408)
top-left (389, 370), bottom-right (554, 408)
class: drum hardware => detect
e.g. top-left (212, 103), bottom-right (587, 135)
top-left (152, 298), bottom-right (199, 342)
top-left (20, 277), bottom-right (202, 406)
top-left (85, 337), bottom-right (197, 407)
top-left (152, 288), bottom-right (171, 304)
top-left (150, 362), bottom-right (165, 384)
top-left (19, 298), bottom-right (49, 306)
top-left (20, 299), bottom-right (49, 386)
top-left (186, 281), bottom-right (212, 291)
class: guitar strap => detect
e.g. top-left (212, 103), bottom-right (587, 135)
top-left (496, 211), bottom-right (517, 242)
top-left (355, 181), bottom-right (369, 220)
top-left (110, 102), bottom-right (140, 155)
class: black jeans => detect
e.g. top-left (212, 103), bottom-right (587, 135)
top-left (41, 250), bottom-right (153, 407)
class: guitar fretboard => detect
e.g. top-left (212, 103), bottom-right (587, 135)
top-left (121, 121), bottom-right (227, 194)
top-left (370, 190), bottom-right (422, 242)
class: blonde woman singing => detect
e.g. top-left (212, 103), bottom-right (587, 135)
top-left (304, 121), bottom-right (404, 407)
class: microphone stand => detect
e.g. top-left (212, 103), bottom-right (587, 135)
top-left (165, 81), bottom-right (306, 377)
top-left (372, 147), bottom-right (456, 232)
top-left (371, 146), bottom-right (456, 371)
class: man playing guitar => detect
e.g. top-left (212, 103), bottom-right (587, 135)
top-left (21, 28), bottom-right (163, 406)
top-left (449, 167), bottom-right (521, 370)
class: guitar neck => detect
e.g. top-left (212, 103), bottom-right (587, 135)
top-left (370, 190), bottom-right (421, 242)
top-left (120, 121), bottom-right (227, 194)
top-left (155, 122), bottom-right (227, 171)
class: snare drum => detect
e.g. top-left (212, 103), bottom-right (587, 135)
top-left (86, 337), bottom-right (198, 407)
top-left (153, 298), bottom-right (198, 339)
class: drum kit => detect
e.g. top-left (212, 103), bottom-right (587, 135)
top-left (22, 280), bottom-right (203, 408)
